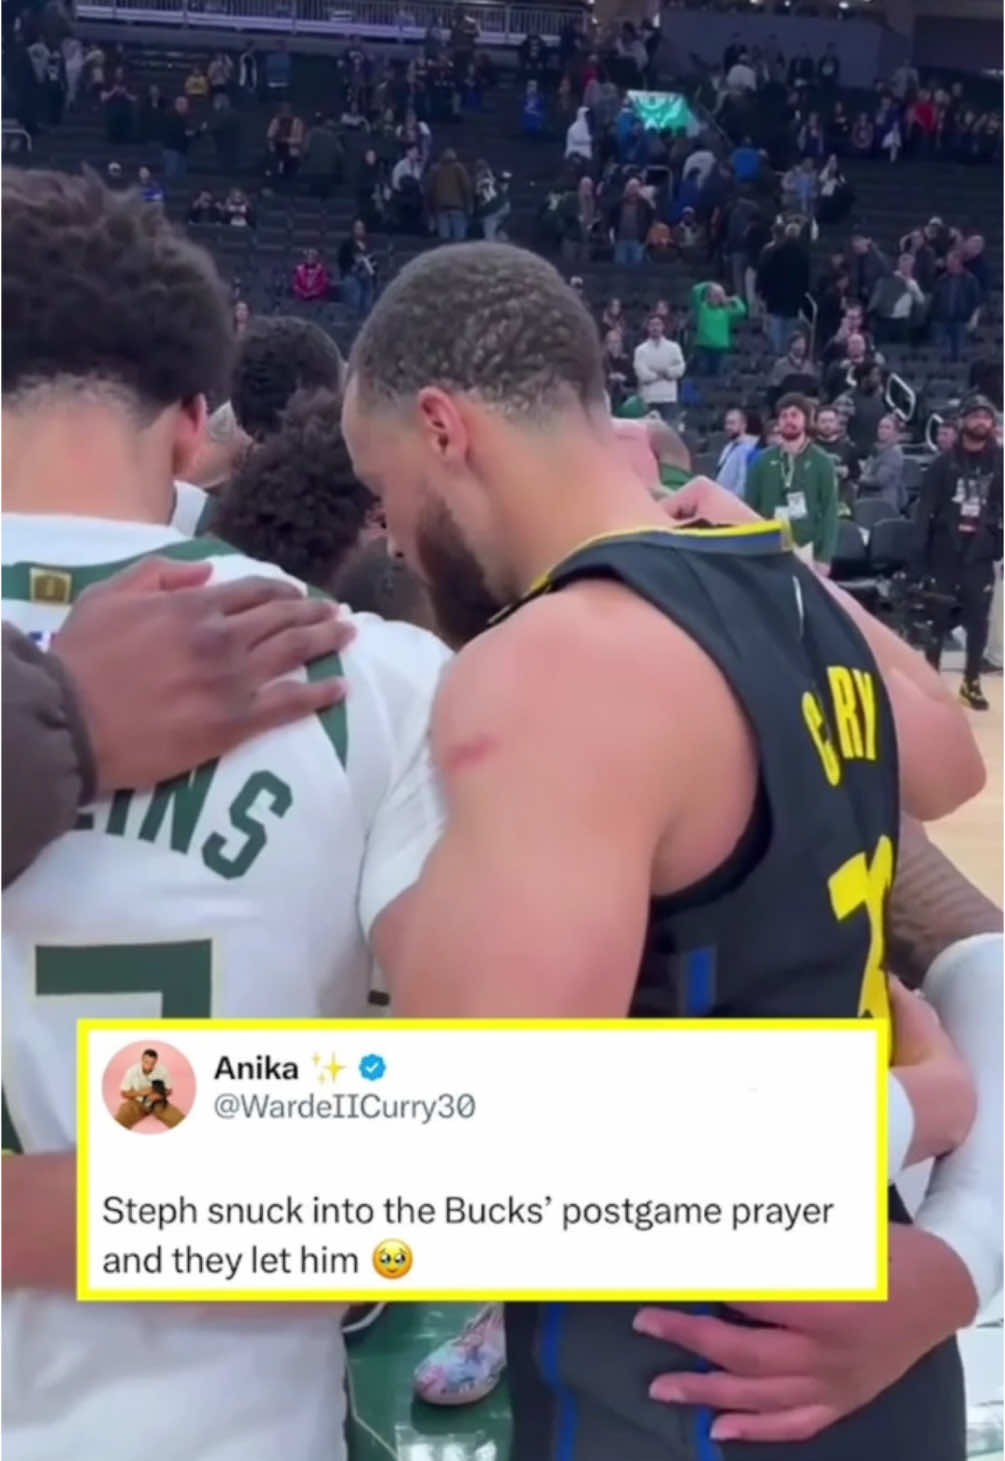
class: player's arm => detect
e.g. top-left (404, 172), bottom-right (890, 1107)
top-left (820, 571), bottom-right (985, 820)
top-left (889, 815), bottom-right (1002, 985)
top-left (372, 599), bottom-right (667, 1015)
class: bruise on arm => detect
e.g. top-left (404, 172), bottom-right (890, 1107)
top-left (888, 815), bottom-right (1002, 989)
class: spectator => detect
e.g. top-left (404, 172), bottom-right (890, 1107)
top-left (817, 42), bottom-right (840, 93)
top-left (62, 35), bottom-right (85, 109)
top-left (136, 165), bottom-right (164, 205)
top-left (609, 177), bottom-right (654, 267)
top-left (930, 251), bottom-right (982, 362)
top-left (814, 404), bottom-right (860, 509)
top-left (101, 68), bottom-right (136, 145)
top-left (859, 414), bottom-right (907, 512)
top-left (845, 361), bottom-right (887, 457)
top-left (870, 254), bottom-right (925, 344)
top-left (848, 229), bottom-right (889, 307)
top-left (557, 175), bottom-right (596, 265)
top-left (602, 297), bottom-right (624, 333)
top-left (267, 102), bottom-right (304, 182)
top-left (602, 326), bottom-right (634, 410)
top-left (900, 226), bottom-right (938, 293)
top-left (234, 299), bottom-right (252, 337)
top-left (186, 189), bottom-right (219, 225)
top-left (824, 330), bottom-right (872, 400)
top-left (264, 40), bottom-right (291, 97)
top-left (338, 219), bottom-right (377, 321)
top-left (768, 332), bottom-right (818, 400)
top-left (876, 96), bottom-right (903, 162)
top-left (632, 315), bottom-right (685, 424)
top-left (184, 63), bottom-right (209, 100)
top-left (725, 50), bottom-right (757, 94)
top-left (565, 106), bottom-right (592, 163)
top-left (222, 188), bottom-right (255, 228)
top-left (473, 159), bottom-right (510, 242)
top-left (340, 97), bottom-right (369, 132)
top-left (729, 137), bottom-right (761, 183)
top-left (238, 43), bottom-right (258, 102)
top-left (292, 247), bottom-right (330, 303)
top-left (723, 192), bottom-right (764, 306)
top-left (161, 95), bottom-right (201, 179)
top-left (814, 251), bottom-right (853, 344)
top-left (757, 222), bottom-right (810, 357)
top-left (302, 114), bottom-right (344, 199)
top-left (797, 113), bottom-right (827, 162)
top-left (690, 280), bottom-right (746, 378)
top-left (137, 82), bottom-right (166, 145)
top-left (850, 112), bottom-right (875, 156)
top-left (745, 394), bottom-right (839, 571)
top-left (522, 79), bottom-right (546, 137)
top-left (962, 234), bottom-right (989, 297)
top-left (828, 100), bottom-right (851, 154)
top-left (715, 406), bottom-right (757, 498)
top-left (397, 110), bottom-right (432, 169)
top-left (816, 155), bottom-right (854, 227)
top-left (426, 148), bottom-right (472, 242)
top-left (391, 144), bottom-right (425, 233)
top-left (209, 92), bottom-right (241, 174)
top-left (781, 158), bottom-right (817, 215)
top-left (207, 53), bottom-right (233, 98)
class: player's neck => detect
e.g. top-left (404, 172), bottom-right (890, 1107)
top-left (3, 406), bottom-right (174, 523)
top-left (493, 429), bottom-right (670, 595)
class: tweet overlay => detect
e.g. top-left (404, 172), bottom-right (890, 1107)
top-left (78, 1019), bottom-right (887, 1303)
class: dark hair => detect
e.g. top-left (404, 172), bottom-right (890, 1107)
top-left (215, 387), bottom-right (373, 591)
top-left (142, 1049), bottom-right (158, 1060)
top-left (726, 404), bottom-right (748, 425)
top-left (348, 242), bottom-right (606, 421)
top-left (333, 539), bottom-right (434, 629)
top-left (231, 317), bottom-right (345, 441)
top-left (3, 169), bottom-right (232, 409)
top-left (777, 392), bottom-right (813, 421)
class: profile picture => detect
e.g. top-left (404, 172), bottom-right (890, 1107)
top-left (103, 1040), bottom-right (196, 1134)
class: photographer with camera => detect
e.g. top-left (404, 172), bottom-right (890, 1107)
top-left (915, 394), bottom-right (1003, 710)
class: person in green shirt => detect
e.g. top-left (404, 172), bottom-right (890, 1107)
top-left (744, 393), bottom-right (839, 571)
top-left (690, 280), bottom-right (746, 376)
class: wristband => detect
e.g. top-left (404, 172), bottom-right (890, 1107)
top-left (915, 934), bottom-right (1003, 1311)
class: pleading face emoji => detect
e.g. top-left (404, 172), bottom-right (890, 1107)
top-left (372, 1238), bottom-right (413, 1280)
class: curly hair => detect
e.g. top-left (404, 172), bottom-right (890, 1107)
top-left (3, 169), bottom-right (232, 409)
top-left (214, 387), bottom-right (373, 591)
top-left (347, 242), bottom-right (606, 421)
top-left (231, 317), bottom-right (345, 441)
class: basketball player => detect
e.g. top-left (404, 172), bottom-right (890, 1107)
top-left (1, 171), bottom-right (450, 1461)
top-left (344, 244), bottom-right (988, 1461)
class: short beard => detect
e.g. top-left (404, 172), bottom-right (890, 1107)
top-left (414, 497), bottom-right (504, 649)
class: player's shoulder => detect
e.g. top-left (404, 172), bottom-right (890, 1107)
top-left (434, 585), bottom-right (663, 738)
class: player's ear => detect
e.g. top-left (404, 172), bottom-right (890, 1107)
top-left (172, 395), bottom-right (209, 479)
top-left (416, 387), bottom-right (468, 466)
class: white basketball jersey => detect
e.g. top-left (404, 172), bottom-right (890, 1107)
top-left (1, 514), bottom-right (451, 1461)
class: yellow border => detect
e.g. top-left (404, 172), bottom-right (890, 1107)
top-left (77, 1017), bottom-right (888, 1305)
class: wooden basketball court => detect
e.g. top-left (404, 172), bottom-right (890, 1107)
top-left (928, 674), bottom-right (1003, 905)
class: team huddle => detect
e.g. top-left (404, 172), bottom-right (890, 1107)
top-left (1, 170), bottom-right (1001, 1461)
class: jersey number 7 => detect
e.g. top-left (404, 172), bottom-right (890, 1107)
top-left (2, 940), bottom-right (212, 1155)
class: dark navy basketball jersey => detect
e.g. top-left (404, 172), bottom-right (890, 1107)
top-left (501, 525), bottom-right (964, 1461)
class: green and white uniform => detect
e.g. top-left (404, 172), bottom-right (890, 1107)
top-left (2, 514), bottom-right (450, 1461)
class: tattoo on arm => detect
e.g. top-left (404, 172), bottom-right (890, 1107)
top-left (889, 816), bottom-right (1002, 989)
